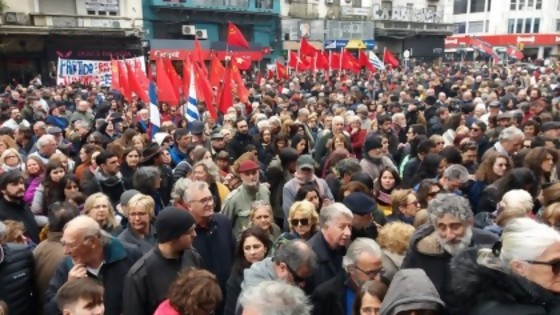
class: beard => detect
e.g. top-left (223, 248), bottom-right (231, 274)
top-left (436, 227), bottom-right (473, 256)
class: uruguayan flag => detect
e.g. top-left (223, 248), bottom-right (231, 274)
top-left (148, 81), bottom-right (161, 138)
top-left (185, 68), bottom-right (200, 122)
top-left (368, 51), bottom-right (386, 71)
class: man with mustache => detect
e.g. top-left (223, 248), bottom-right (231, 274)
top-left (401, 193), bottom-right (498, 306)
top-left (0, 170), bottom-right (39, 243)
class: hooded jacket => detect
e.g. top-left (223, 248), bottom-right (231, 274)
top-left (82, 168), bottom-right (126, 206)
top-left (241, 257), bottom-right (278, 291)
top-left (448, 247), bottom-right (560, 315)
top-left (380, 269), bottom-right (445, 315)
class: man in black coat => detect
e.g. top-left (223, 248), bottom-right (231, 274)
top-left (306, 203), bottom-right (353, 293)
top-left (226, 118), bottom-right (260, 161)
top-left (311, 238), bottom-right (384, 315)
top-left (122, 207), bottom-right (204, 315)
top-left (401, 193), bottom-right (498, 307)
top-left (140, 143), bottom-right (173, 206)
top-left (0, 170), bottom-right (39, 243)
top-left (0, 221), bottom-right (36, 315)
top-left (44, 215), bottom-right (142, 315)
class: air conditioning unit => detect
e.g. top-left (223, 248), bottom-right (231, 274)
top-left (325, 0), bottom-right (334, 4)
top-left (4, 12), bottom-right (28, 25)
top-left (195, 29), bottom-right (208, 39)
top-left (181, 25), bottom-right (196, 36)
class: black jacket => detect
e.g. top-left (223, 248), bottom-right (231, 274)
top-left (0, 243), bottom-right (35, 315)
top-left (224, 268), bottom-right (244, 315)
top-left (0, 197), bottom-right (40, 244)
top-left (401, 225), bottom-right (498, 306)
top-left (227, 133), bottom-right (259, 161)
top-left (448, 247), bottom-right (560, 315)
top-left (311, 271), bottom-right (347, 315)
top-left (306, 232), bottom-right (346, 293)
top-left (122, 247), bottom-right (204, 315)
top-left (44, 237), bottom-right (142, 315)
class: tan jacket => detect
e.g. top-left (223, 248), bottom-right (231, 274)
top-left (33, 232), bottom-right (65, 313)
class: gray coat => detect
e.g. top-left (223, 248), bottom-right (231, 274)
top-left (117, 224), bottom-right (157, 254)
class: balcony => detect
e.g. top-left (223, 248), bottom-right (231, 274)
top-left (28, 13), bottom-right (139, 37)
top-left (151, 0), bottom-right (279, 14)
top-left (288, 3), bottom-right (319, 19)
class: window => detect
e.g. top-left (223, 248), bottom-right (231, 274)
top-left (485, 20), bottom-right (489, 32)
top-left (556, 19), bottom-right (560, 31)
top-left (469, 20), bottom-right (485, 33)
top-left (454, 0), bottom-right (468, 14)
top-left (471, 0), bottom-right (486, 12)
top-left (536, 0), bottom-right (541, 9)
top-left (510, 0), bottom-right (517, 10)
top-left (454, 22), bottom-right (467, 33)
top-left (528, 0), bottom-right (533, 8)
top-left (518, 0), bottom-right (525, 10)
top-left (533, 17), bottom-right (540, 32)
top-left (508, 18), bottom-right (515, 33)
top-left (85, 0), bottom-right (119, 16)
top-left (381, 1), bottom-right (392, 11)
top-left (351, 0), bottom-right (361, 7)
top-left (487, 0), bottom-right (492, 10)
top-left (516, 18), bottom-right (523, 32)
top-left (524, 18), bottom-right (532, 33)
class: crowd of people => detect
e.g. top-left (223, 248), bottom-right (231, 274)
top-left (0, 59), bottom-right (560, 315)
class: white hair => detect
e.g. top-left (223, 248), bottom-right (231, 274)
top-left (239, 280), bottom-right (312, 315)
top-left (498, 189), bottom-right (534, 225)
top-left (499, 126), bottom-right (525, 142)
top-left (74, 120), bottom-right (89, 129)
top-left (257, 120), bottom-right (270, 131)
top-left (183, 180), bottom-right (209, 203)
top-left (319, 203), bottom-right (353, 227)
top-left (348, 115), bottom-right (360, 124)
top-left (500, 218), bottom-right (560, 267)
top-left (342, 238), bottom-right (382, 272)
top-left (391, 113), bottom-right (405, 123)
top-left (298, 108), bottom-right (310, 117)
top-left (36, 134), bottom-right (55, 148)
top-left (332, 116), bottom-right (344, 125)
top-left (171, 177), bottom-right (192, 203)
top-left (268, 116), bottom-right (281, 126)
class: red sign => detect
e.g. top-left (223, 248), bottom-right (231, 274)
top-left (150, 49), bottom-right (264, 61)
top-left (445, 34), bottom-right (560, 49)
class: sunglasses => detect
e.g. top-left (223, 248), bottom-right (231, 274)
top-left (526, 259), bottom-right (560, 275)
top-left (290, 218), bottom-right (310, 226)
top-left (286, 263), bottom-right (308, 283)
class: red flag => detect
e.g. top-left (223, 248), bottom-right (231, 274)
top-left (330, 52), bottom-right (341, 69)
top-left (227, 22), bottom-right (250, 49)
top-left (358, 50), bottom-right (375, 72)
top-left (209, 54), bottom-right (225, 88)
top-left (163, 58), bottom-right (182, 101)
top-left (117, 60), bottom-right (132, 101)
top-left (125, 61), bottom-right (149, 103)
top-left (134, 59), bottom-right (149, 92)
top-left (316, 52), bottom-right (329, 71)
top-left (231, 62), bottom-right (249, 103)
top-left (193, 37), bottom-right (204, 65)
top-left (267, 69), bottom-right (274, 80)
top-left (232, 56), bottom-right (252, 70)
top-left (194, 62), bottom-right (218, 120)
top-left (342, 51), bottom-right (360, 73)
top-left (276, 62), bottom-right (289, 80)
top-left (288, 52), bottom-right (310, 71)
top-left (156, 58), bottom-right (178, 106)
top-left (383, 48), bottom-right (400, 68)
top-left (219, 63), bottom-right (233, 114)
top-left (300, 38), bottom-right (318, 57)
top-left (182, 56), bottom-right (191, 101)
top-left (506, 45), bottom-right (524, 60)
top-left (256, 70), bottom-right (262, 86)
top-left (110, 59), bottom-right (120, 91)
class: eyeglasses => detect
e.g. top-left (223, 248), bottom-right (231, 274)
top-left (526, 259), bottom-right (560, 275)
top-left (285, 263), bottom-right (308, 284)
top-left (290, 218), bottom-right (310, 227)
top-left (191, 196), bottom-right (213, 206)
top-left (354, 265), bottom-right (384, 279)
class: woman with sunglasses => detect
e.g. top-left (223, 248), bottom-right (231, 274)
top-left (448, 218), bottom-right (560, 315)
top-left (416, 179), bottom-right (443, 211)
top-left (386, 189), bottom-right (420, 225)
top-left (272, 201), bottom-right (318, 253)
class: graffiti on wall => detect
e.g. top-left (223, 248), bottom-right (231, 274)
top-left (372, 4), bottom-right (444, 24)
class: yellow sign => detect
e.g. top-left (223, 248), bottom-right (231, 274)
top-left (345, 39), bottom-right (367, 49)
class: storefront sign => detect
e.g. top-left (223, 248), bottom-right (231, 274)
top-left (445, 34), bottom-right (560, 48)
top-left (149, 49), bottom-right (264, 61)
top-left (56, 56), bottom-right (144, 86)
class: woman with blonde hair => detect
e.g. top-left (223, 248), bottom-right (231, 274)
top-left (117, 193), bottom-right (156, 254)
top-left (0, 135), bottom-right (17, 156)
top-left (192, 160), bottom-right (229, 213)
top-left (0, 148), bottom-right (23, 172)
top-left (541, 202), bottom-right (560, 230)
top-left (83, 192), bottom-right (122, 235)
top-left (482, 189), bottom-right (534, 235)
top-left (273, 200), bottom-right (319, 252)
top-left (249, 200), bottom-right (281, 242)
top-left (377, 222), bottom-right (415, 281)
top-left (387, 189), bottom-right (420, 225)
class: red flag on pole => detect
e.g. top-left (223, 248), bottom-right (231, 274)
top-left (506, 45), bottom-right (524, 60)
top-left (288, 52), bottom-right (310, 71)
top-left (182, 56), bottom-right (191, 102)
top-left (117, 60), bottom-right (132, 101)
top-left (232, 56), bottom-right (252, 70)
top-left (219, 63), bottom-right (233, 114)
top-left (209, 54), bottom-right (225, 89)
top-left (300, 37), bottom-right (318, 57)
top-left (276, 62), bottom-right (289, 80)
top-left (156, 58), bottom-right (179, 106)
top-left (231, 62), bottom-right (249, 103)
top-left (194, 62), bottom-right (218, 120)
top-left (227, 22), bottom-right (250, 49)
top-left (163, 58), bottom-right (182, 102)
top-left (342, 50), bottom-right (360, 73)
top-left (256, 70), bottom-right (262, 86)
top-left (193, 37), bottom-right (204, 65)
top-left (125, 61), bottom-right (149, 103)
top-left (358, 50), bottom-right (375, 72)
top-left (316, 52), bottom-right (329, 71)
top-left (134, 59), bottom-right (149, 92)
top-left (383, 48), bottom-right (400, 68)
top-left (110, 59), bottom-right (120, 92)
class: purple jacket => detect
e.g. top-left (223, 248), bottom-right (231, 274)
top-left (24, 176), bottom-right (41, 206)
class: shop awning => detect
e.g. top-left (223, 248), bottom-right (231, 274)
top-left (345, 39), bottom-right (367, 49)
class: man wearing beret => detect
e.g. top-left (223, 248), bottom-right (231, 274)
top-left (122, 207), bottom-right (204, 315)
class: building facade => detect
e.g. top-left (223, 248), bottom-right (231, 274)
top-left (0, 0), bottom-right (143, 84)
top-left (448, 0), bottom-right (560, 59)
top-left (281, 0), bottom-right (453, 61)
top-left (143, 0), bottom-right (280, 64)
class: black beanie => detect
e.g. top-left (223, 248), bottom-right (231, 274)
top-left (364, 136), bottom-right (383, 152)
top-left (155, 207), bottom-right (196, 243)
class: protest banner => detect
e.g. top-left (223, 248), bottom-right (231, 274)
top-left (56, 56), bottom-right (145, 86)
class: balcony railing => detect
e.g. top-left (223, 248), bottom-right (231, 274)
top-left (288, 3), bottom-right (319, 19)
top-left (153, 0), bottom-right (278, 12)
top-left (30, 13), bottom-right (135, 29)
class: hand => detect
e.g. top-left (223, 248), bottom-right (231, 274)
top-left (68, 264), bottom-right (87, 281)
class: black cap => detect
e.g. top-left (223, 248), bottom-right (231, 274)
top-left (190, 121), bottom-right (204, 135)
top-left (541, 121), bottom-right (560, 132)
top-left (343, 192), bottom-right (377, 215)
top-left (155, 207), bottom-right (196, 243)
top-left (364, 136), bottom-right (382, 152)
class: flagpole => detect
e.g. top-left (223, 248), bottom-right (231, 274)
top-left (328, 50), bottom-right (332, 77)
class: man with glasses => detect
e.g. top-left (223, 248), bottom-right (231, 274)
top-left (123, 207), bottom-right (203, 315)
top-left (311, 238), bottom-right (383, 315)
top-left (44, 215), bottom-right (142, 315)
top-left (239, 239), bottom-right (317, 313)
top-left (468, 121), bottom-right (491, 162)
top-left (481, 126), bottom-right (525, 161)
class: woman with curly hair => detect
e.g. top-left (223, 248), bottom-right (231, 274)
top-left (192, 160), bottom-right (230, 213)
top-left (524, 147), bottom-right (559, 185)
top-left (377, 221), bottom-right (416, 281)
top-left (469, 152), bottom-right (511, 212)
top-left (154, 268), bottom-right (223, 315)
top-left (273, 200), bottom-right (319, 252)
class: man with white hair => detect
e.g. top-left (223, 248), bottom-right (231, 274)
top-left (481, 126), bottom-right (524, 160)
top-left (313, 115), bottom-right (348, 163)
top-left (239, 280), bottom-right (312, 315)
top-left (69, 100), bottom-right (94, 126)
top-left (311, 238), bottom-right (383, 315)
top-left (307, 203), bottom-right (353, 292)
top-left (401, 193), bottom-right (497, 305)
top-left (27, 134), bottom-right (60, 164)
top-left (44, 215), bottom-right (142, 315)
top-left (295, 108), bottom-right (315, 148)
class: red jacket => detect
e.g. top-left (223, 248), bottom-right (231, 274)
top-left (349, 128), bottom-right (366, 159)
top-left (153, 300), bottom-right (180, 315)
